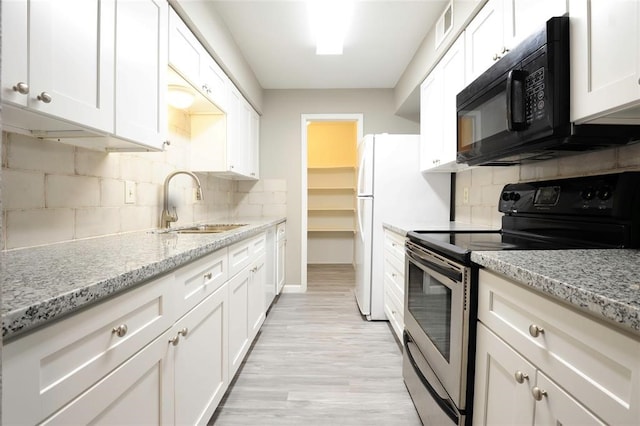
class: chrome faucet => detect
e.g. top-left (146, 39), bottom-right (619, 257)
top-left (161, 170), bottom-right (203, 228)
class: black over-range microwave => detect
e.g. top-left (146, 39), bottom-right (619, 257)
top-left (456, 15), bottom-right (640, 166)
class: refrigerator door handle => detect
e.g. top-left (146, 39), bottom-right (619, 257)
top-left (357, 144), bottom-right (367, 195)
top-left (357, 198), bottom-right (365, 240)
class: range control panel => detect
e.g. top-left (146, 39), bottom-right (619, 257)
top-left (498, 173), bottom-right (640, 217)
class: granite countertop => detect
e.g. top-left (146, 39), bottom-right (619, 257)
top-left (471, 250), bottom-right (640, 337)
top-left (383, 221), bottom-right (499, 236)
top-left (1, 217), bottom-right (285, 340)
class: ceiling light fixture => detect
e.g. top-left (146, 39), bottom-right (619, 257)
top-left (167, 85), bottom-right (195, 109)
top-left (308, 0), bottom-right (354, 55)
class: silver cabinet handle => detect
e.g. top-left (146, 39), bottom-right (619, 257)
top-left (501, 46), bottom-right (510, 54)
top-left (532, 387), bottom-right (547, 401)
top-left (529, 324), bottom-right (544, 338)
top-left (204, 272), bottom-right (213, 280)
top-left (169, 335), bottom-right (180, 346)
top-left (493, 53), bottom-right (500, 61)
top-left (13, 82), bottom-right (29, 94)
top-left (514, 371), bottom-right (529, 384)
top-left (37, 92), bottom-right (52, 103)
top-left (112, 324), bottom-right (128, 337)
top-left (178, 327), bottom-right (189, 337)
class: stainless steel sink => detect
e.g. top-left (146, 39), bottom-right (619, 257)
top-left (171, 223), bottom-right (248, 234)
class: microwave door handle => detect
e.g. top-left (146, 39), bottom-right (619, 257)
top-left (506, 69), bottom-right (527, 131)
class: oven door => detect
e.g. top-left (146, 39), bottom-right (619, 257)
top-left (404, 242), bottom-right (469, 409)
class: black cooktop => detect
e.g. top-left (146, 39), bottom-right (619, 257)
top-left (408, 172), bottom-right (640, 264)
top-left (407, 230), bottom-right (612, 264)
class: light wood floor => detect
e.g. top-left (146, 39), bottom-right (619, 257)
top-left (208, 264), bottom-right (422, 425)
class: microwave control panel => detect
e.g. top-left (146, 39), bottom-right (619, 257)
top-left (525, 67), bottom-right (546, 123)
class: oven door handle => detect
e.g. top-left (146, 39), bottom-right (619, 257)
top-left (407, 250), bottom-right (462, 282)
top-left (403, 331), bottom-right (459, 425)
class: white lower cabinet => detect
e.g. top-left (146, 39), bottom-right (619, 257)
top-left (171, 284), bottom-right (229, 425)
top-left (2, 227), bottom-right (278, 424)
top-left (41, 329), bottom-right (174, 425)
top-left (228, 267), bottom-right (251, 377)
top-left (382, 229), bottom-right (406, 341)
top-left (473, 269), bottom-right (640, 426)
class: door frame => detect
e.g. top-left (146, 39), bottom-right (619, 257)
top-left (299, 113), bottom-right (364, 292)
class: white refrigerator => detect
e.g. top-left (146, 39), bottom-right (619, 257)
top-left (355, 134), bottom-right (450, 320)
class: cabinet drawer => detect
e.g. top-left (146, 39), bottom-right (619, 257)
top-left (174, 248), bottom-right (228, 318)
top-left (383, 249), bottom-right (405, 297)
top-left (228, 238), bottom-right (253, 277)
top-left (384, 282), bottom-right (404, 341)
top-left (478, 269), bottom-right (640, 425)
top-left (3, 274), bottom-right (174, 425)
top-left (250, 232), bottom-right (266, 256)
top-left (384, 230), bottom-right (406, 262)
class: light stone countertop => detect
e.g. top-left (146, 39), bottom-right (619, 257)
top-left (383, 221), bottom-right (499, 237)
top-left (471, 250), bottom-right (640, 337)
top-left (1, 217), bottom-right (285, 340)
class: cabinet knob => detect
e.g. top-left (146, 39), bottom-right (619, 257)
top-left (112, 324), bottom-right (128, 338)
top-left (501, 46), bottom-right (510, 54)
top-left (162, 140), bottom-right (171, 149)
top-left (493, 53), bottom-right (500, 61)
top-left (204, 272), bottom-right (213, 280)
top-left (532, 386), bottom-right (547, 401)
top-left (178, 327), bottom-right (189, 337)
top-left (528, 324), bottom-right (544, 338)
top-left (12, 82), bottom-right (29, 94)
top-left (169, 335), bottom-right (180, 346)
top-left (514, 370), bottom-right (529, 384)
top-left (37, 91), bottom-right (52, 103)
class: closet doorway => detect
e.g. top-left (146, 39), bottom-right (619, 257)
top-left (300, 114), bottom-right (363, 291)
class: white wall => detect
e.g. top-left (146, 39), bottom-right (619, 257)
top-left (260, 88), bottom-right (419, 288)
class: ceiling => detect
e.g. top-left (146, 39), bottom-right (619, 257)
top-left (207, 0), bottom-right (449, 90)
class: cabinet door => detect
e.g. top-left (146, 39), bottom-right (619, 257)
top-left (29, 0), bottom-right (115, 132)
top-left (1, 0), bottom-right (28, 107)
top-left (419, 70), bottom-right (444, 171)
top-left (249, 107), bottom-right (261, 179)
top-left (439, 35), bottom-right (466, 167)
top-left (505, 0), bottom-right (567, 47)
top-left (473, 323), bottom-right (535, 426)
top-left (115, 0), bottom-right (167, 149)
top-left (169, 7), bottom-right (204, 89)
top-left (533, 372), bottom-right (606, 426)
top-left (228, 267), bottom-right (251, 377)
top-left (201, 56), bottom-right (228, 111)
top-left (226, 83), bottom-right (244, 175)
top-left (570, 0), bottom-right (640, 123)
top-left (248, 253), bottom-right (267, 340)
top-left (276, 225), bottom-right (286, 294)
top-left (465, 0), bottom-right (505, 82)
top-left (40, 330), bottom-right (173, 425)
top-left (172, 284), bottom-right (229, 426)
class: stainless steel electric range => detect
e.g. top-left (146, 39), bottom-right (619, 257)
top-left (402, 172), bottom-right (640, 426)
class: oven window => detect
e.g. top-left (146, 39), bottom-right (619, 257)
top-left (407, 261), bottom-right (452, 361)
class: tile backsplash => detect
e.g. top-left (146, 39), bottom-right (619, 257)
top-left (454, 143), bottom-right (640, 227)
top-left (1, 108), bottom-right (286, 250)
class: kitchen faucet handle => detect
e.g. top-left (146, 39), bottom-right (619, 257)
top-left (171, 206), bottom-right (178, 222)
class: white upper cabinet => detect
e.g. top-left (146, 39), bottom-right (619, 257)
top-left (421, 35), bottom-right (467, 173)
top-left (505, 0), bottom-right (567, 47)
top-left (2, 0), bottom-right (115, 133)
top-left (466, 0), bottom-right (567, 83)
top-left (169, 7), bottom-right (228, 112)
top-left (570, 0), bottom-right (640, 124)
top-left (1, 0), bottom-right (168, 151)
top-left (115, 0), bottom-right (168, 150)
top-left (465, 0), bottom-right (505, 83)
